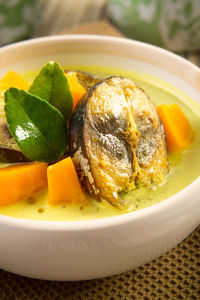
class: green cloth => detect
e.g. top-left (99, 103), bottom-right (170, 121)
top-left (108, 0), bottom-right (200, 52)
top-left (0, 0), bottom-right (39, 46)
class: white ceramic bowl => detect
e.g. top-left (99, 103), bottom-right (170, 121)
top-left (0, 35), bottom-right (199, 281)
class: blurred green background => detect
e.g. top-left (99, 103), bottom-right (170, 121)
top-left (0, 0), bottom-right (200, 53)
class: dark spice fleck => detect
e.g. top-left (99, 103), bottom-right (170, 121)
top-left (38, 208), bottom-right (44, 213)
top-left (27, 197), bottom-right (36, 204)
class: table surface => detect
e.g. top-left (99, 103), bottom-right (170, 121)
top-left (0, 21), bottom-right (199, 300)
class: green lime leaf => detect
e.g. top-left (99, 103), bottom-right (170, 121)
top-left (5, 88), bottom-right (68, 162)
top-left (29, 61), bottom-right (73, 122)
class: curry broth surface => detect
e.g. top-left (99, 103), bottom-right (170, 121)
top-left (0, 66), bottom-right (199, 221)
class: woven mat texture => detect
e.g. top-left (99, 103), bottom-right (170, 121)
top-left (0, 21), bottom-right (200, 299)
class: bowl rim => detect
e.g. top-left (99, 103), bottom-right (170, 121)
top-left (0, 34), bottom-right (199, 232)
top-left (0, 34), bottom-right (199, 76)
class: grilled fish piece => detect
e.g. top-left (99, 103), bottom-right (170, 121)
top-left (129, 80), bottom-right (168, 185)
top-left (69, 76), bottom-right (168, 207)
top-left (0, 120), bottom-right (30, 163)
top-left (64, 70), bottom-right (99, 91)
top-left (0, 91), bottom-right (30, 163)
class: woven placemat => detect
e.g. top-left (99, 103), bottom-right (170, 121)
top-left (0, 21), bottom-right (199, 299)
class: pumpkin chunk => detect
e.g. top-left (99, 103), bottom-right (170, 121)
top-left (47, 156), bottom-right (87, 205)
top-left (0, 162), bottom-right (48, 206)
top-left (0, 71), bottom-right (30, 92)
top-left (157, 104), bottom-right (193, 152)
top-left (66, 72), bottom-right (86, 110)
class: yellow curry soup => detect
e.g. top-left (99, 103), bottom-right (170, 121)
top-left (0, 66), bottom-right (199, 221)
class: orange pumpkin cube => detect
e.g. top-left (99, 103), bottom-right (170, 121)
top-left (47, 157), bottom-right (87, 205)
